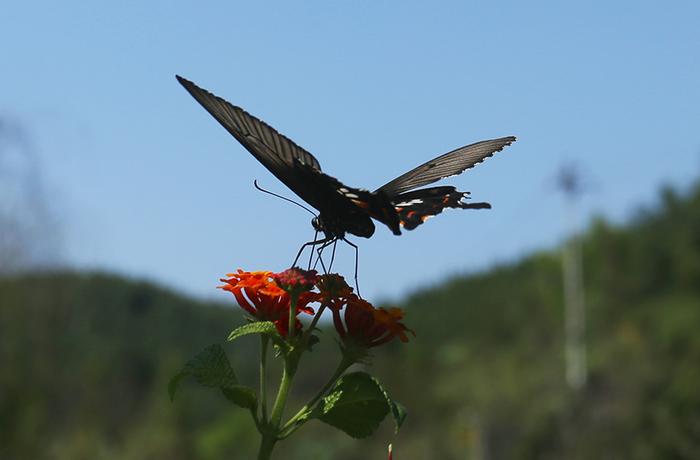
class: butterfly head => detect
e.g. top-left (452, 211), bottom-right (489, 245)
top-left (311, 215), bottom-right (347, 239)
top-left (311, 216), bottom-right (324, 232)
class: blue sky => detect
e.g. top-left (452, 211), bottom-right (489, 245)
top-left (2, 1), bottom-right (699, 301)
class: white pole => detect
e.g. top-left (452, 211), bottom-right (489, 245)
top-left (558, 166), bottom-right (587, 390)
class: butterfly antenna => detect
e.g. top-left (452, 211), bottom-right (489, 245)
top-left (254, 180), bottom-right (317, 217)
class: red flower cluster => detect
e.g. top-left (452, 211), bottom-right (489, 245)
top-left (332, 294), bottom-right (414, 348)
top-left (220, 270), bottom-right (315, 336)
top-left (221, 269), bottom-right (413, 348)
top-left (272, 268), bottom-right (319, 295)
top-left (316, 274), bottom-right (355, 311)
top-left (314, 273), bottom-right (413, 348)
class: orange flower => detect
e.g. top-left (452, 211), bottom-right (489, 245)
top-left (220, 270), bottom-right (314, 336)
top-left (332, 295), bottom-right (414, 348)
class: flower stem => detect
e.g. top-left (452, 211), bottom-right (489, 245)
top-left (306, 356), bottom-right (352, 410)
top-left (257, 432), bottom-right (276, 460)
top-left (287, 293), bottom-right (297, 339)
top-left (279, 355), bottom-right (353, 437)
top-left (260, 335), bottom-right (269, 423)
top-left (257, 347), bottom-right (300, 458)
top-left (269, 358), bottom-right (296, 428)
top-left (302, 303), bottom-right (327, 345)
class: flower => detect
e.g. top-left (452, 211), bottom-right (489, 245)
top-left (220, 269), bottom-right (414, 346)
top-left (333, 295), bottom-right (414, 349)
top-left (220, 270), bottom-right (314, 336)
top-left (272, 267), bottom-right (319, 296)
top-left (316, 274), bottom-right (354, 311)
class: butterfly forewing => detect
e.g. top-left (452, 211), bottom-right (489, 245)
top-left (176, 76), bottom-right (323, 205)
top-left (376, 136), bottom-right (516, 196)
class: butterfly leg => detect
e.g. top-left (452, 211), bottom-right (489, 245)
top-left (312, 238), bottom-right (337, 273)
top-left (328, 239), bottom-right (338, 271)
top-left (292, 236), bottom-right (332, 268)
top-left (342, 238), bottom-right (361, 297)
top-left (307, 230), bottom-right (319, 270)
top-left (313, 251), bottom-right (327, 273)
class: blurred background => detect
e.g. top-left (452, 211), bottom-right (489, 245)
top-left (1, 1), bottom-right (699, 458)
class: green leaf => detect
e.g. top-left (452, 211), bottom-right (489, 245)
top-left (228, 321), bottom-right (278, 341)
top-left (315, 371), bottom-right (390, 439)
top-left (168, 372), bottom-right (188, 402)
top-left (182, 344), bottom-right (238, 387)
top-left (388, 400), bottom-right (408, 433)
top-left (222, 385), bottom-right (257, 410)
top-left (373, 376), bottom-right (408, 433)
top-left (228, 321), bottom-right (288, 351)
top-left (169, 344), bottom-right (256, 410)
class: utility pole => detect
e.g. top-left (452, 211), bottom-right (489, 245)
top-left (557, 164), bottom-right (587, 391)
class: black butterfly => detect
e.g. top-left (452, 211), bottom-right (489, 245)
top-left (177, 75), bottom-right (515, 245)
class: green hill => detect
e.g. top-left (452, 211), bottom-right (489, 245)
top-left (1, 182), bottom-right (699, 459)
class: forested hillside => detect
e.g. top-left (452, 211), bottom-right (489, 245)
top-left (2, 181), bottom-right (699, 459)
top-left (379, 183), bottom-right (700, 459)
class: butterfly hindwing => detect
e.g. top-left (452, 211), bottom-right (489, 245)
top-left (376, 136), bottom-right (516, 196)
top-left (393, 186), bottom-right (490, 231)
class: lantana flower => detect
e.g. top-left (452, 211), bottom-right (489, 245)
top-left (220, 270), bottom-right (314, 336)
top-left (221, 268), bottom-right (413, 348)
top-left (332, 295), bottom-right (414, 349)
top-left (316, 273), bottom-right (354, 311)
top-left (272, 268), bottom-right (319, 296)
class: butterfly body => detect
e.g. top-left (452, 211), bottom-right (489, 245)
top-left (176, 75), bottom-right (515, 239)
top-left (291, 163), bottom-right (390, 238)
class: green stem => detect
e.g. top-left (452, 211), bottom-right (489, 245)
top-left (301, 303), bottom-right (327, 345)
top-left (257, 432), bottom-right (276, 460)
top-left (256, 349), bottom-right (299, 459)
top-left (306, 356), bottom-right (352, 410)
top-left (279, 355), bottom-right (353, 437)
top-left (250, 408), bottom-right (263, 432)
top-left (269, 358), bottom-right (296, 428)
top-left (260, 335), bottom-right (269, 423)
top-left (287, 294), bottom-right (297, 339)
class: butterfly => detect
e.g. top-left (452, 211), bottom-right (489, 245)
top-left (177, 75), bottom-right (515, 244)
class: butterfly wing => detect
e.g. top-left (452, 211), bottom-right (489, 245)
top-left (178, 75), bottom-right (515, 236)
top-left (176, 75), bottom-right (327, 209)
top-left (375, 136), bottom-right (516, 196)
top-left (392, 186), bottom-right (490, 230)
